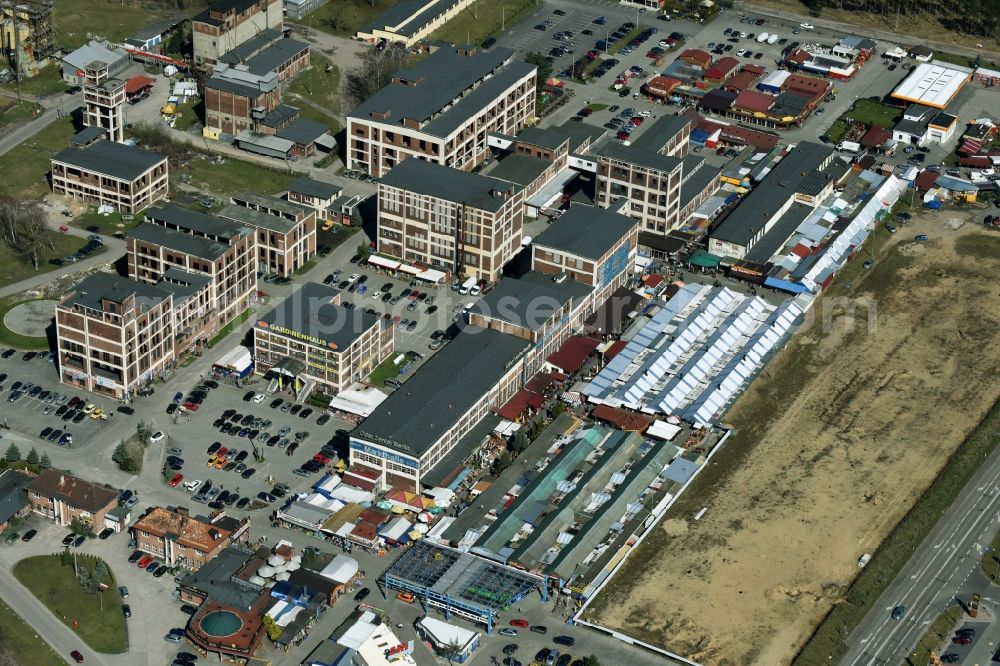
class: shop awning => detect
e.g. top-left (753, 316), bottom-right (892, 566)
top-left (367, 255), bottom-right (400, 270)
top-left (398, 263), bottom-right (421, 275)
top-left (416, 267), bottom-right (447, 283)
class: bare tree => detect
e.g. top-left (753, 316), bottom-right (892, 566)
top-left (345, 45), bottom-right (412, 108)
top-left (0, 200), bottom-right (50, 269)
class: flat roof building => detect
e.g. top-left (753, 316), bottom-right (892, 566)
top-left (192, 0), bottom-right (284, 68)
top-left (350, 326), bottom-right (529, 491)
top-left (51, 140), bottom-right (168, 214)
top-left (221, 193), bottom-right (317, 277)
top-left (254, 282), bottom-right (393, 395)
top-left (890, 60), bottom-right (972, 109)
top-left (356, 0), bottom-right (478, 47)
top-left (347, 47), bottom-right (536, 177)
top-left (377, 157), bottom-right (524, 283)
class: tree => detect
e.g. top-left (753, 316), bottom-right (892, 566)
top-left (344, 45), bottom-right (412, 108)
top-left (59, 548), bottom-right (73, 566)
top-left (112, 442), bottom-right (128, 466)
top-left (524, 51), bottom-right (553, 87)
top-left (512, 429), bottom-right (529, 454)
top-left (350, 207), bottom-right (363, 228)
top-left (262, 614), bottom-right (282, 641)
top-left (4, 443), bottom-right (20, 462)
top-left (0, 200), bottom-right (53, 269)
top-left (93, 559), bottom-right (109, 586)
top-left (121, 456), bottom-right (139, 473)
top-left (583, 657), bottom-right (601, 666)
top-left (136, 420), bottom-right (153, 443)
top-left (25, 447), bottom-right (38, 465)
top-left (357, 240), bottom-right (372, 260)
top-left (39, 453), bottom-right (51, 470)
top-left (549, 402), bottom-right (565, 418)
top-left (492, 450), bottom-right (512, 475)
top-left (70, 517), bottom-right (94, 537)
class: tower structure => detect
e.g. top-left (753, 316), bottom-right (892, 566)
top-left (83, 60), bottom-right (126, 143)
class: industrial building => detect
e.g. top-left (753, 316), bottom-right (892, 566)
top-left (50, 140), bottom-right (169, 214)
top-left (346, 47), bottom-right (536, 178)
top-left (220, 193), bottom-right (317, 277)
top-left (355, 0), bottom-right (477, 47)
top-left (890, 60), bottom-right (972, 110)
top-left (192, 0), bottom-right (284, 68)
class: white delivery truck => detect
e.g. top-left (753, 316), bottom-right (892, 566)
top-left (837, 140), bottom-right (861, 154)
top-left (756, 32), bottom-right (769, 43)
top-left (459, 276), bottom-right (477, 294)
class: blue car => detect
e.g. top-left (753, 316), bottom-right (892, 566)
top-left (357, 284), bottom-right (368, 295)
top-left (914, 234), bottom-right (928, 242)
top-left (593, 15), bottom-right (606, 24)
top-left (173, 392), bottom-right (183, 404)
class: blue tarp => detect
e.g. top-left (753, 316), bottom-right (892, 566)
top-left (691, 129), bottom-right (711, 144)
top-left (724, 193), bottom-right (739, 205)
top-left (924, 200), bottom-right (942, 209)
top-left (764, 275), bottom-right (810, 294)
top-left (446, 466), bottom-right (473, 491)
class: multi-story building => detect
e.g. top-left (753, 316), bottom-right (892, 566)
top-left (204, 64), bottom-right (281, 136)
top-left (50, 140), bottom-right (168, 214)
top-left (346, 46), bottom-right (536, 178)
top-left (192, 0), bottom-right (284, 68)
top-left (132, 506), bottom-right (251, 570)
top-left (531, 203), bottom-right (639, 303)
top-left (595, 114), bottom-right (697, 234)
top-left (220, 193), bottom-right (317, 277)
top-left (25, 470), bottom-right (119, 530)
top-left (350, 326), bottom-right (530, 491)
top-left (56, 273), bottom-right (177, 398)
top-left (132, 205), bottom-right (257, 327)
top-left (82, 60), bottom-right (126, 143)
top-left (355, 0), bottom-right (477, 48)
top-left (254, 282), bottom-right (394, 395)
top-left (285, 177), bottom-right (343, 224)
top-left (377, 158), bottom-right (524, 283)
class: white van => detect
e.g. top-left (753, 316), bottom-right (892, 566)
top-left (459, 276), bottom-right (477, 294)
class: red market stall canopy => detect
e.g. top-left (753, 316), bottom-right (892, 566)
top-left (125, 75), bottom-right (155, 95)
top-left (590, 404), bottom-right (650, 432)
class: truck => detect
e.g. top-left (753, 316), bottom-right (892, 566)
top-left (767, 33), bottom-right (780, 44)
top-left (836, 140), bottom-right (861, 154)
top-left (459, 276), bottom-right (477, 294)
top-left (756, 32), bottom-right (770, 43)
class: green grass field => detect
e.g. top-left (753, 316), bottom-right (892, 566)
top-left (73, 208), bottom-right (144, 234)
top-left (301, 0), bottom-right (396, 37)
top-left (1, 67), bottom-right (67, 99)
top-left (0, 232), bottom-right (105, 290)
top-left (13, 554), bottom-right (127, 654)
top-left (0, 597), bottom-right (69, 666)
top-left (430, 0), bottom-right (536, 46)
top-left (288, 54), bottom-right (342, 118)
top-left (53, 0), bottom-right (204, 49)
top-left (367, 356), bottom-right (403, 387)
top-left (824, 100), bottom-right (902, 143)
top-left (182, 156), bottom-right (299, 197)
top-left (0, 97), bottom-right (42, 130)
top-left (0, 115), bottom-right (76, 198)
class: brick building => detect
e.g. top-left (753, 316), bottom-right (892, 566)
top-left (220, 193), bottom-right (317, 277)
top-left (25, 470), bottom-right (118, 530)
top-left (50, 140), bottom-right (169, 214)
top-left (192, 0), bottom-right (284, 68)
top-left (132, 505), bottom-right (251, 570)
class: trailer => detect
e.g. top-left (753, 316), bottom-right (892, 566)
top-left (836, 140), bottom-right (861, 154)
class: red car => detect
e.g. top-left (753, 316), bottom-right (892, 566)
top-left (137, 555), bottom-right (152, 568)
top-left (168, 473), bottom-right (183, 487)
top-left (182, 401), bottom-right (200, 411)
top-left (510, 618), bottom-right (529, 628)
top-left (313, 454), bottom-right (331, 464)
top-left (586, 50), bottom-right (598, 58)
top-left (217, 447), bottom-right (228, 458)
top-left (630, 117), bottom-right (644, 126)
top-left (952, 635), bottom-right (972, 645)
top-left (70, 651), bottom-right (84, 663)
top-left (616, 131), bottom-right (631, 141)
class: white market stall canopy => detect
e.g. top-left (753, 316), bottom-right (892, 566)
top-left (320, 554), bottom-right (359, 584)
top-left (367, 255), bottom-right (400, 270)
top-left (647, 420), bottom-right (682, 441)
top-left (416, 267), bottom-right (447, 283)
top-left (214, 345), bottom-right (253, 373)
top-left (328, 383), bottom-right (388, 418)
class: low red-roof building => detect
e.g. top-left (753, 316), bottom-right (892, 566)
top-left (546, 336), bottom-right (600, 375)
top-left (723, 70), bottom-right (760, 92)
top-left (497, 389), bottom-right (545, 421)
top-left (742, 63), bottom-right (766, 77)
top-left (704, 56), bottom-right (740, 83)
top-left (785, 49), bottom-right (812, 66)
top-left (783, 73), bottom-right (830, 96)
top-left (860, 124), bottom-right (893, 149)
top-left (733, 90), bottom-right (776, 114)
top-left (590, 404), bottom-right (650, 432)
top-left (644, 76), bottom-right (682, 99)
top-left (915, 170), bottom-right (939, 191)
top-left (342, 466), bottom-right (380, 492)
top-left (678, 49), bottom-right (713, 70)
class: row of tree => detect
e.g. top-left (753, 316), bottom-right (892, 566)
top-left (0, 198), bottom-right (53, 270)
top-left (3, 443), bottom-right (52, 469)
top-left (800, 0), bottom-right (1000, 38)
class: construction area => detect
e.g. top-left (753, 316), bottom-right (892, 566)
top-left (0, 0), bottom-right (55, 78)
top-left (582, 210), bottom-right (1000, 664)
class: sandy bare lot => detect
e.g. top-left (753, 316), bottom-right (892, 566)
top-left (585, 211), bottom-right (1000, 664)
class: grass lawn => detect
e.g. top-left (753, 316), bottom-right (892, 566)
top-left (182, 156), bottom-right (299, 197)
top-left (54, 0), bottom-right (204, 50)
top-left (367, 356), bottom-right (403, 387)
top-left (207, 308), bottom-right (251, 348)
top-left (13, 554), bottom-right (127, 654)
top-left (907, 606), bottom-right (963, 665)
top-left (824, 100), bottom-right (902, 143)
top-left (981, 528), bottom-right (1000, 583)
top-left (1, 67), bottom-right (68, 99)
top-left (287, 53), bottom-right (342, 126)
top-left (0, 597), bottom-right (69, 666)
top-left (431, 0), bottom-right (535, 46)
top-left (301, 0), bottom-right (396, 37)
top-left (0, 96), bottom-right (41, 131)
top-left (0, 232), bottom-right (105, 290)
top-left (171, 100), bottom-right (203, 132)
top-left (932, 50), bottom-right (998, 71)
top-left (0, 299), bottom-right (50, 350)
top-left (0, 115), bottom-right (76, 198)
top-left (73, 208), bottom-right (144, 234)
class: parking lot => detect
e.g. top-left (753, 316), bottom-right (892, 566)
top-left (0, 350), bottom-right (119, 451)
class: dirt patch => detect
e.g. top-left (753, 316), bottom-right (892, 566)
top-left (586, 212), bottom-right (1000, 664)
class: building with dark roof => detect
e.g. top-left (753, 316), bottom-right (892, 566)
top-left (26, 470), bottom-right (119, 530)
top-left (709, 142), bottom-right (837, 259)
top-left (355, 0), bottom-right (479, 47)
top-left (51, 141), bottom-right (168, 214)
top-left (531, 204), bottom-right (638, 302)
top-left (0, 470), bottom-right (32, 532)
top-left (595, 113), bottom-right (708, 235)
top-left (286, 177), bottom-right (343, 223)
top-left (254, 282), bottom-right (394, 394)
top-left (347, 47), bottom-right (536, 177)
top-left (704, 56), bottom-right (740, 83)
top-left (204, 64), bottom-right (282, 136)
top-left (193, 0), bottom-right (284, 68)
top-left (376, 157), bottom-right (525, 283)
top-left (349, 326), bottom-right (530, 490)
top-left (221, 193), bottom-right (317, 277)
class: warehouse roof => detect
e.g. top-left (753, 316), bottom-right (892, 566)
top-left (219, 28), bottom-right (282, 65)
top-left (145, 204), bottom-right (245, 242)
top-left (711, 141), bottom-right (834, 247)
top-left (276, 117), bottom-right (329, 146)
top-left (679, 158), bottom-right (719, 209)
top-left (289, 177), bottom-right (342, 200)
top-left (379, 157), bottom-right (521, 213)
top-left (218, 204), bottom-right (295, 233)
top-left (52, 141), bottom-right (165, 181)
top-left (891, 60), bottom-right (972, 109)
top-left (733, 90), bottom-right (775, 113)
top-left (516, 126), bottom-right (570, 152)
top-left (62, 272), bottom-right (170, 310)
top-left (246, 38), bottom-right (309, 76)
top-left (349, 48), bottom-right (535, 138)
top-left (534, 205), bottom-right (637, 260)
top-left (597, 141), bottom-right (681, 173)
top-left (352, 326), bottom-right (530, 457)
top-left (743, 203), bottom-right (814, 264)
top-left (362, 0), bottom-right (467, 38)
top-left (472, 271), bottom-right (592, 332)
top-left (487, 154), bottom-right (552, 187)
top-left (257, 282), bottom-right (381, 351)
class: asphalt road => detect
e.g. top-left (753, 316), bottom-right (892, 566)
top-left (0, 92), bottom-right (79, 158)
top-left (841, 438), bottom-right (1000, 665)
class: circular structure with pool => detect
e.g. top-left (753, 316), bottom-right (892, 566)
top-left (199, 610), bottom-right (243, 637)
